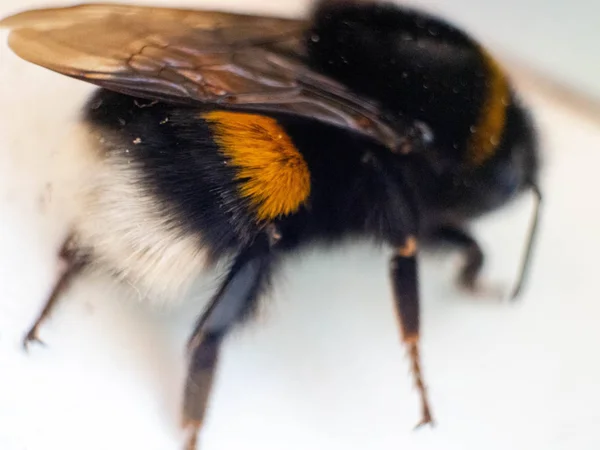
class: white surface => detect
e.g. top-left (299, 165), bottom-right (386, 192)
top-left (1, 1), bottom-right (599, 450)
top-left (401, 0), bottom-right (600, 102)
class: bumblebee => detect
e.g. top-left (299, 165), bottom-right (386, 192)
top-left (0, 0), bottom-right (541, 448)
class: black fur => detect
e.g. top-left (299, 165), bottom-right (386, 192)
top-left (306, 0), bottom-right (491, 160)
top-left (412, 99), bottom-right (539, 232)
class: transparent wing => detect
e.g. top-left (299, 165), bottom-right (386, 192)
top-left (0, 3), bottom-right (402, 148)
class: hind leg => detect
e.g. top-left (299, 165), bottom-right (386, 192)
top-left (182, 229), bottom-right (277, 449)
top-left (23, 234), bottom-right (86, 350)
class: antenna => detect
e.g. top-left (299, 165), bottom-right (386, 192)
top-left (510, 184), bottom-right (542, 300)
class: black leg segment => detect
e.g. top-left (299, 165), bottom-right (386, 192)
top-left (431, 225), bottom-right (484, 291)
top-left (182, 230), bottom-right (275, 449)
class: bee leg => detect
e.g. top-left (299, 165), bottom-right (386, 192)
top-left (23, 235), bottom-right (84, 351)
top-left (390, 235), bottom-right (434, 428)
top-left (431, 225), bottom-right (483, 290)
top-left (432, 226), bottom-right (503, 299)
top-left (182, 230), bottom-right (276, 450)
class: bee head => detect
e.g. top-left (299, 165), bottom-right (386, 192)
top-left (430, 94), bottom-right (539, 222)
top-left (308, 0), bottom-right (541, 229)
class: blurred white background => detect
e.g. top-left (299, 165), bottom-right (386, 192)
top-left (403, 0), bottom-right (600, 102)
top-left (1, 1), bottom-right (599, 450)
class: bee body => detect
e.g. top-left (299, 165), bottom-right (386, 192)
top-left (0, 1), bottom-right (542, 447)
top-left (73, 89), bottom-right (420, 303)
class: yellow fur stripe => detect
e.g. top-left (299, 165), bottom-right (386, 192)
top-left (467, 47), bottom-right (510, 166)
top-left (203, 111), bottom-right (311, 221)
